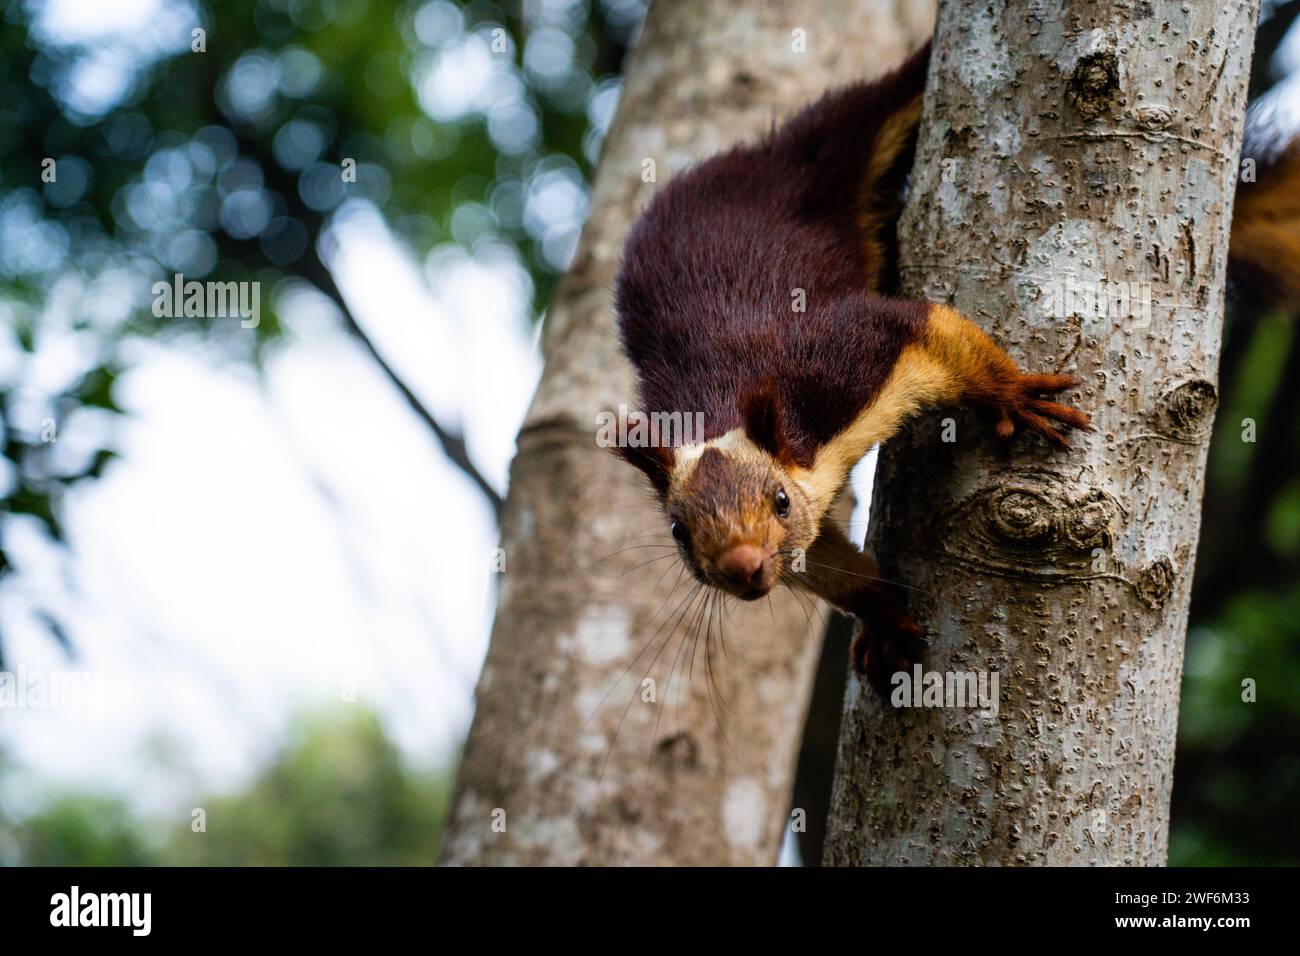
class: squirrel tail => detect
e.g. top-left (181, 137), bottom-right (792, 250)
top-left (849, 48), bottom-right (1300, 320)
top-left (770, 41), bottom-right (930, 295)
top-left (1229, 122), bottom-right (1300, 319)
top-left (857, 42), bottom-right (930, 294)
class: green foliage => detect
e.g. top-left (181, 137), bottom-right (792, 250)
top-left (1171, 584), bottom-right (1300, 866)
top-left (1, 707), bottom-right (451, 866)
top-left (2, 793), bottom-right (154, 867)
top-left (162, 708), bottom-right (451, 866)
top-left (1207, 317), bottom-right (1293, 493)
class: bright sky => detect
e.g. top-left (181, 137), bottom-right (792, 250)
top-left (0, 0), bottom-right (546, 818)
top-left (2, 214), bottom-right (538, 816)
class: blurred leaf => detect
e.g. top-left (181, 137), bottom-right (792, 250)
top-left (0, 707), bottom-right (453, 865)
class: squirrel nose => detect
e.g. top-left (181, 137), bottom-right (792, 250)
top-left (717, 544), bottom-right (765, 587)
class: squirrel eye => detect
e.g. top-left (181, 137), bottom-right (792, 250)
top-left (775, 488), bottom-right (790, 517)
top-left (671, 520), bottom-right (690, 544)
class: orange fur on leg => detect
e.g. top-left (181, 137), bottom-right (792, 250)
top-left (787, 302), bottom-right (1091, 514)
top-left (919, 305), bottom-right (1092, 448)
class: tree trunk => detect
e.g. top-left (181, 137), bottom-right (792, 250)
top-left (825, 0), bottom-right (1259, 866)
top-left (440, 0), bottom-right (934, 865)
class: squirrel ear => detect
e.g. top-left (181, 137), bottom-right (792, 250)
top-left (741, 382), bottom-right (792, 463)
top-left (613, 442), bottom-right (674, 494)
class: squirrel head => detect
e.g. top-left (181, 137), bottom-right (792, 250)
top-left (615, 385), bottom-right (820, 600)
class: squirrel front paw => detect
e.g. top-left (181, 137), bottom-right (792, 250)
top-left (982, 371), bottom-right (1092, 448)
top-left (849, 606), bottom-right (927, 702)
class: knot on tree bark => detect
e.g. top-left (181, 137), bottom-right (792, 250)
top-left (940, 474), bottom-right (1120, 578)
top-left (1136, 555), bottom-right (1176, 608)
top-left (1154, 379), bottom-right (1219, 442)
top-left (1068, 50), bottom-right (1121, 121)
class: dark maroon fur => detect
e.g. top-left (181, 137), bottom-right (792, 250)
top-left (615, 45), bottom-right (932, 471)
top-left (613, 441), bottom-right (672, 493)
top-left (739, 382), bottom-right (794, 466)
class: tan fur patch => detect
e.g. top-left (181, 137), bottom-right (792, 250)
top-left (857, 93), bottom-right (924, 290)
top-left (791, 305), bottom-right (991, 514)
top-left (671, 307), bottom-right (1028, 524)
top-left (668, 428), bottom-right (771, 495)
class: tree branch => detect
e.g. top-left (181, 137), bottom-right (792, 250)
top-left (298, 241), bottom-right (504, 520)
top-left (220, 120), bottom-right (504, 520)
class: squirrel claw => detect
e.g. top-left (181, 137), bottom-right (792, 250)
top-left (986, 371), bottom-right (1091, 448)
top-left (850, 609), bottom-right (927, 702)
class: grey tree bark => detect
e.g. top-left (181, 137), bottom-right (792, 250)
top-left (825, 0), bottom-right (1259, 865)
top-left (440, 0), bottom-right (934, 865)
